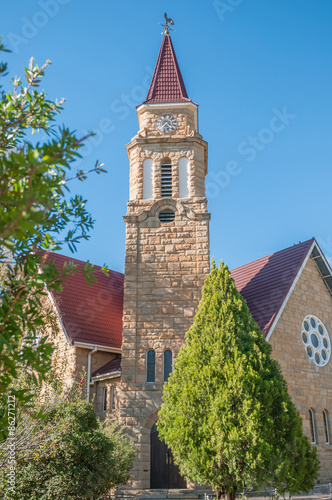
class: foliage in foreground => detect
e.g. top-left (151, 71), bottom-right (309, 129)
top-left (0, 377), bottom-right (135, 499)
top-left (0, 36), bottom-right (107, 432)
top-left (158, 260), bottom-right (319, 500)
top-left (0, 346), bottom-right (79, 470)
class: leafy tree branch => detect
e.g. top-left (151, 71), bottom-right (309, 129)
top-left (0, 37), bottom-right (109, 432)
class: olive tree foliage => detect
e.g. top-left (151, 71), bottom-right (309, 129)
top-left (0, 370), bottom-right (135, 499)
top-left (0, 303), bottom-right (77, 470)
top-left (0, 367), bottom-right (82, 469)
top-left (158, 261), bottom-right (319, 500)
top-left (0, 37), bottom-right (107, 432)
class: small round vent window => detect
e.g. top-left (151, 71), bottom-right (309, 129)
top-left (301, 315), bottom-right (330, 367)
top-left (159, 210), bottom-right (175, 223)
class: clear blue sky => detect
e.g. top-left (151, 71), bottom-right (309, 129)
top-left (1, 0), bottom-right (332, 272)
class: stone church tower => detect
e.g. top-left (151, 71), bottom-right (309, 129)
top-left (118, 32), bottom-right (210, 490)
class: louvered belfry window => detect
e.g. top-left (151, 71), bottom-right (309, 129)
top-left (161, 161), bottom-right (172, 197)
top-left (159, 210), bottom-right (175, 223)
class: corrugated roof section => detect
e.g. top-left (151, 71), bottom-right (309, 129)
top-left (44, 252), bottom-right (124, 349)
top-left (91, 357), bottom-right (121, 378)
top-left (144, 34), bottom-right (191, 104)
top-left (231, 239), bottom-right (315, 336)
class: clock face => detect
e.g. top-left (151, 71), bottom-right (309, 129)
top-left (156, 114), bottom-right (178, 134)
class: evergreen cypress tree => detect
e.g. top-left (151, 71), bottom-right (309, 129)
top-left (158, 260), bottom-right (319, 500)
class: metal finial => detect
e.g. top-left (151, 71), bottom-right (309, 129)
top-left (159, 12), bottom-right (174, 35)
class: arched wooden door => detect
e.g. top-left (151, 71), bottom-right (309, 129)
top-left (150, 423), bottom-right (186, 489)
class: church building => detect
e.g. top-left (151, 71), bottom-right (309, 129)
top-left (46, 27), bottom-right (332, 493)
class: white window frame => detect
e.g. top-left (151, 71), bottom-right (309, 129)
top-left (143, 159), bottom-right (154, 199)
top-left (179, 157), bottom-right (190, 198)
top-left (301, 314), bottom-right (331, 367)
top-left (309, 408), bottom-right (317, 444)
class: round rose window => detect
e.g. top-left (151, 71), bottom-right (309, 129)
top-left (301, 315), bottom-right (331, 367)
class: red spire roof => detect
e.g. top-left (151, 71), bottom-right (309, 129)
top-left (144, 34), bottom-right (191, 104)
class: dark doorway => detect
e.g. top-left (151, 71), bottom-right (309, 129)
top-left (150, 423), bottom-right (186, 489)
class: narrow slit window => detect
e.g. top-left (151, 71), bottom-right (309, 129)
top-left (111, 386), bottom-right (115, 411)
top-left (102, 388), bottom-right (107, 412)
top-left (143, 159), bottom-right (154, 199)
top-left (309, 408), bottom-right (317, 444)
top-left (179, 157), bottom-right (190, 198)
top-left (147, 349), bottom-right (156, 383)
top-left (164, 350), bottom-right (173, 382)
top-left (161, 161), bottom-right (172, 197)
top-left (323, 410), bottom-right (330, 444)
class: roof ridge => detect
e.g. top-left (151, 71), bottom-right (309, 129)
top-left (264, 239), bottom-right (316, 336)
top-left (230, 238), bottom-right (316, 339)
top-left (43, 250), bottom-right (124, 277)
top-left (168, 35), bottom-right (188, 99)
top-left (231, 238), bottom-right (315, 273)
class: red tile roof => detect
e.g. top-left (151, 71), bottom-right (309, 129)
top-left (144, 34), bottom-right (191, 104)
top-left (91, 357), bottom-right (121, 378)
top-left (44, 252), bottom-right (124, 349)
top-left (230, 239), bottom-right (315, 336)
top-left (45, 239), bottom-right (321, 353)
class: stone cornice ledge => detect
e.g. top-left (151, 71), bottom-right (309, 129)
top-left (124, 199), bottom-right (211, 223)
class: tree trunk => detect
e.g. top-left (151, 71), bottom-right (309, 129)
top-left (221, 488), bottom-right (237, 500)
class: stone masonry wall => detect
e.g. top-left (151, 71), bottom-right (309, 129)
top-left (119, 202), bottom-right (210, 490)
top-left (119, 106), bottom-right (210, 490)
top-left (40, 295), bottom-right (77, 386)
top-left (42, 297), bottom-right (117, 398)
top-left (269, 256), bottom-right (332, 483)
top-left (137, 105), bottom-right (198, 139)
top-left (74, 347), bottom-right (115, 387)
top-left (128, 145), bottom-right (206, 201)
top-left (91, 375), bottom-right (121, 420)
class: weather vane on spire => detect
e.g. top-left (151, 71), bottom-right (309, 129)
top-left (160, 12), bottom-right (174, 35)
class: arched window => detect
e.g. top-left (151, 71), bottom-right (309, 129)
top-left (161, 160), bottom-right (172, 197)
top-left (323, 410), bottom-right (330, 444)
top-left (309, 408), bottom-right (317, 444)
top-left (146, 349), bottom-right (156, 383)
top-left (164, 350), bottom-right (173, 382)
top-left (179, 157), bottom-right (190, 198)
top-left (143, 159), bottom-right (154, 199)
